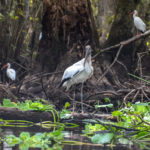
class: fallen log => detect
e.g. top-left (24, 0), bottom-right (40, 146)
top-left (0, 107), bottom-right (55, 122)
top-left (0, 107), bottom-right (116, 124)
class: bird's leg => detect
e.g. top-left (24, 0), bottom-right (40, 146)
top-left (136, 29), bottom-right (139, 36)
top-left (72, 84), bottom-right (76, 115)
top-left (8, 79), bottom-right (10, 87)
top-left (81, 82), bottom-right (84, 114)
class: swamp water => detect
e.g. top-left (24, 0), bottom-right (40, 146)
top-left (0, 126), bottom-right (143, 150)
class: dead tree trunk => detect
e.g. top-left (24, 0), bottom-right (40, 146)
top-left (37, 0), bottom-right (99, 71)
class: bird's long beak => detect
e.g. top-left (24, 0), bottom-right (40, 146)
top-left (1, 64), bottom-right (8, 70)
top-left (84, 46), bottom-right (92, 66)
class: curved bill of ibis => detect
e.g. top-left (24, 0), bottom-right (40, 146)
top-left (130, 11), bottom-right (134, 15)
top-left (1, 63), bottom-right (8, 70)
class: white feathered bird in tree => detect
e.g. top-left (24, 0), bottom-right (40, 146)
top-left (59, 45), bottom-right (94, 114)
top-left (1, 63), bottom-right (16, 81)
top-left (130, 10), bottom-right (146, 35)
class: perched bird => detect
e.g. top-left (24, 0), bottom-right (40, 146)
top-left (59, 45), bottom-right (94, 114)
top-left (130, 10), bottom-right (146, 35)
top-left (39, 32), bottom-right (42, 40)
top-left (1, 63), bottom-right (16, 81)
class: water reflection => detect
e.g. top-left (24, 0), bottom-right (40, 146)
top-left (63, 144), bottom-right (141, 150)
top-left (0, 127), bottom-right (143, 150)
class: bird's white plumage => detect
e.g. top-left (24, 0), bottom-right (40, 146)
top-left (61, 45), bottom-right (93, 91)
top-left (6, 68), bottom-right (16, 81)
top-left (6, 63), bottom-right (16, 81)
top-left (39, 32), bottom-right (42, 40)
top-left (132, 10), bottom-right (146, 32)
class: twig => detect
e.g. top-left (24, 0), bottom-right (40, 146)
top-left (98, 45), bottom-right (123, 83)
top-left (60, 90), bottom-right (94, 109)
top-left (141, 88), bottom-right (150, 101)
top-left (116, 60), bottom-right (128, 72)
top-left (85, 90), bottom-right (120, 101)
top-left (93, 30), bottom-right (150, 59)
top-left (132, 90), bottom-right (140, 102)
top-left (123, 89), bottom-right (136, 105)
top-left (88, 113), bottom-right (139, 131)
top-left (138, 115), bottom-right (150, 126)
top-left (40, 77), bottom-right (48, 100)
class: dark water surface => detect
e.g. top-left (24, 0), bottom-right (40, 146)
top-left (0, 126), bottom-right (143, 150)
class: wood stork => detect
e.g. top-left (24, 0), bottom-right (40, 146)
top-left (130, 10), bottom-right (146, 35)
top-left (1, 63), bottom-right (16, 81)
top-left (59, 45), bottom-right (94, 114)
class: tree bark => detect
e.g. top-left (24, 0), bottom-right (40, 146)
top-left (37, 0), bottom-right (99, 71)
top-left (0, 107), bottom-right (56, 122)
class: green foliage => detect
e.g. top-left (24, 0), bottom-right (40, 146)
top-left (84, 124), bottom-right (105, 135)
top-left (104, 97), bottom-right (111, 103)
top-left (95, 103), bottom-right (113, 109)
top-left (91, 133), bottom-right (114, 144)
top-left (4, 129), bottom-right (64, 150)
top-left (5, 135), bottom-right (20, 146)
top-left (1, 99), bottom-right (59, 122)
top-left (84, 102), bottom-right (150, 147)
top-left (2, 99), bottom-right (54, 111)
top-left (60, 102), bottom-right (72, 119)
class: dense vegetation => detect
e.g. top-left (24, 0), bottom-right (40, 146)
top-left (0, 0), bottom-right (150, 149)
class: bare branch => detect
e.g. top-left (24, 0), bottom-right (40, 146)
top-left (93, 30), bottom-right (150, 59)
top-left (98, 45), bottom-right (124, 83)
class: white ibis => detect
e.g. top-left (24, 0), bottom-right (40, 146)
top-left (1, 63), bottom-right (16, 81)
top-left (39, 32), bottom-right (42, 40)
top-left (59, 45), bottom-right (94, 114)
top-left (130, 10), bottom-right (146, 35)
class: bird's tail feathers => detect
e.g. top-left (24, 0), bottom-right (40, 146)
top-left (58, 77), bottom-right (71, 88)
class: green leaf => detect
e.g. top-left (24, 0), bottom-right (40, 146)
top-left (20, 132), bottom-right (30, 141)
top-left (104, 97), bottom-right (111, 103)
top-left (119, 138), bottom-right (133, 145)
top-left (3, 99), bottom-right (17, 107)
top-left (95, 104), bottom-right (113, 109)
top-left (112, 110), bottom-right (123, 117)
top-left (65, 102), bottom-right (70, 109)
top-left (91, 133), bottom-right (114, 144)
top-left (5, 135), bottom-right (20, 146)
top-left (133, 103), bottom-right (149, 114)
top-left (19, 142), bottom-right (29, 150)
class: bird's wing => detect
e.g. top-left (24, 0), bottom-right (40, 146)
top-left (7, 69), bottom-right (16, 80)
top-left (134, 17), bottom-right (146, 32)
top-left (62, 64), bottom-right (84, 81)
top-left (72, 58), bottom-right (85, 66)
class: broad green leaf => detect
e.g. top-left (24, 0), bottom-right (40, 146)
top-left (3, 99), bottom-right (17, 107)
top-left (5, 135), bottom-right (20, 146)
top-left (20, 132), bottom-right (30, 141)
top-left (91, 133), bottom-right (114, 144)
